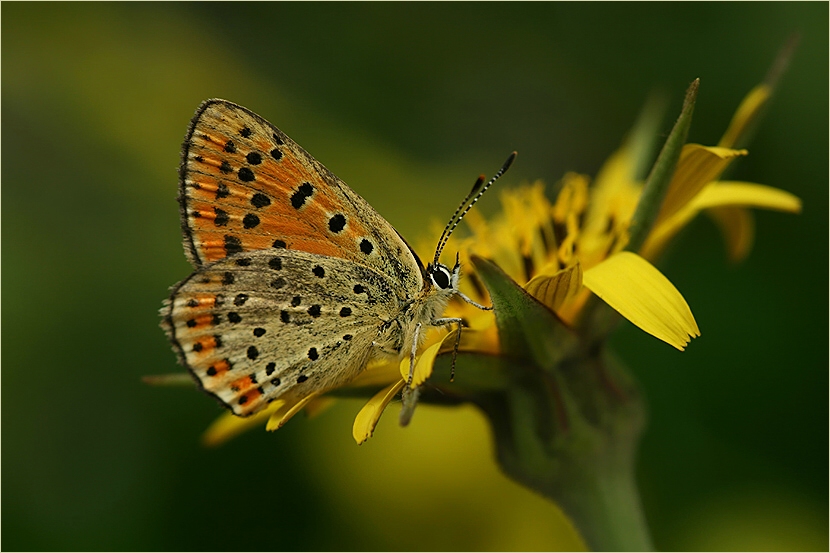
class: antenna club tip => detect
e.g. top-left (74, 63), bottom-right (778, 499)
top-left (502, 151), bottom-right (517, 171)
top-left (470, 174), bottom-right (486, 194)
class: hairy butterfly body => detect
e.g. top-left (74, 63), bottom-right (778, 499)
top-left (161, 99), bottom-right (514, 420)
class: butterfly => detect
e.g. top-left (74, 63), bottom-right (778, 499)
top-left (161, 99), bottom-right (515, 422)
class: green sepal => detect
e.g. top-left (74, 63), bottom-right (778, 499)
top-left (626, 79), bottom-right (699, 253)
top-left (469, 255), bottom-right (579, 372)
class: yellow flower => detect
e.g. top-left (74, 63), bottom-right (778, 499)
top-left (201, 81), bottom-right (801, 447)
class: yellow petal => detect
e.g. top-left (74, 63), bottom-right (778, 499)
top-left (265, 393), bottom-right (320, 431)
top-left (582, 252), bottom-right (700, 350)
top-left (346, 356), bottom-right (402, 388)
top-left (399, 331), bottom-right (457, 388)
top-left (642, 181), bottom-right (802, 260)
top-left (707, 206), bottom-right (755, 263)
top-left (202, 401), bottom-right (282, 447)
top-left (691, 181), bottom-right (802, 213)
top-left (657, 144), bottom-right (747, 224)
top-left (524, 262), bottom-right (584, 312)
top-left (352, 380), bottom-right (405, 445)
top-left (455, 327), bottom-right (500, 355)
top-left (718, 84), bottom-right (771, 149)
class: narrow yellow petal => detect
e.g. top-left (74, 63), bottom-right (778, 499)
top-left (718, 84), bottom-right (771, 149)
top-left (641, 181), bottom-right (801, 260)
top-left (399, 332), bottom-right (456, 388)
top-left (707, 206), bottom-right (755, 263)
top-left (265, 393), bottom-right (320, 431)
top-left (657, 144), bottom-right (747, 224)
top-left (692, 181), bottom-right (802, 213)
top-left (202, 402), bottom-right (282, 447)
top-left (582, 252), bottom-right (700, 350)
top-left (352, 380), bottom-right (405, 445)
top-left (524, 262), bottom-right (584, 312)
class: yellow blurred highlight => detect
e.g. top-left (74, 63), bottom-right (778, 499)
top-left (310, 401), bottom-right (588, 550)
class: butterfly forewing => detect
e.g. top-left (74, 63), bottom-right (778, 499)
top-left (164, 249), bottom-right (402, 416)
top-left (179, 99), bottom-right (423, 297)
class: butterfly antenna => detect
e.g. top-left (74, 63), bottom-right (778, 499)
top-left (434, 151), bottom-right (517, 264)
top-left (433, 175), bottom-right (486, 264)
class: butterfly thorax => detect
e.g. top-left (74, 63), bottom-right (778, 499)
top-left (371, 265), bottom-right (456, 361)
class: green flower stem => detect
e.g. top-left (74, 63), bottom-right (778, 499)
top-left (471, 256), bottom-right (652, 551)
top-left (473, 349), bottom-right (650, 551)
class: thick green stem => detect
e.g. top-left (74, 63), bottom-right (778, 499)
top-left (556, 460), bottom-right (653, 551)
top-left (470, 256), bottom-right (653, 550)
top-left (477, 347), bottom-right (651, 550)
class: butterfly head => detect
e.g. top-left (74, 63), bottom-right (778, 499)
top-left (426, 255), bottom-right (460, 294)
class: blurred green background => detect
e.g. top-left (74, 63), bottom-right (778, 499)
top-left (3, 3), bottom-right (827, 551)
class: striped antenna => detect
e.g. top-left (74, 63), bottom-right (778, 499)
top-left (433, 151), bottom-right (517, 264)
top-left (433, 174), bottom-right (486, 265)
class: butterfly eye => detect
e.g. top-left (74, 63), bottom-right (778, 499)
top-left (431, 264), bottom-right (452, 290)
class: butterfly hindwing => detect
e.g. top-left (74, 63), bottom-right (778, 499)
top-left (163, 249), bottom-right (403, 416)
top-left (178, 99), bottom-right (424, 298)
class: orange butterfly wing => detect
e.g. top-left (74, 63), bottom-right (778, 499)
top-left (178, 99), bottom-right (424, 295)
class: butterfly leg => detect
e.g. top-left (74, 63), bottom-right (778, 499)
top-left (405, 322), bottom-right (423, 389)
top-left (457, 290), bottom-right (493, 311)
top-left (433, 317), bottom-right (463, 381)
top-left (399, 323), bottom-right (423, 427)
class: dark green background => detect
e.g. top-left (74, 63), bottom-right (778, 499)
top-left (4, 2), bottom-right (827, 551)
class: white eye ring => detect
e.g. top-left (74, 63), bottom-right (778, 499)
top-left (430, 264), bottom-right (452, 290)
